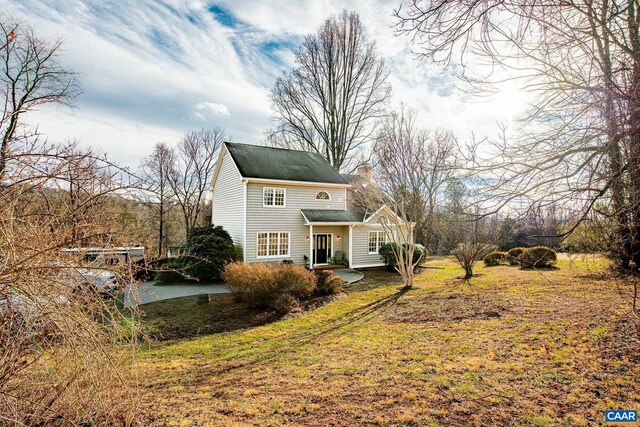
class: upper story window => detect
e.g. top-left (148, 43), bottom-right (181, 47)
top-left (263, 187), bottom-right (286, 207)
top-left (315, 191), bottom-right (331, 201)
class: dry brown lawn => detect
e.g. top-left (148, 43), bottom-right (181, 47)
top-left (139, 255), bottom-right (640, 426)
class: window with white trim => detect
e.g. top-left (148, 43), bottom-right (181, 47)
top-left (263, 187), bottom-right (285, 207)
top-left (257, 232), bottom-right (290, 257)
top-left (315, 191), bottom-right (330, 200)
top-left (368, 231), bottom-right (388, 254)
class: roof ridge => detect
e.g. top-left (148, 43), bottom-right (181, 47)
top-left (225, 141), bottom-right (324, 156)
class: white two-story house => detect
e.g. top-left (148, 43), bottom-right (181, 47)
top-left (210, 142), bottom-right (404, 269)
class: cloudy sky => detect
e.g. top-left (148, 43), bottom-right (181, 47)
top-left (5, 0), bottom-right (530, 169)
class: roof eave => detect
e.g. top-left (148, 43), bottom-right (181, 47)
top-left (303, 221), bottom-right (364, 226)
top-left (243, 177), bottom-right (351, 188)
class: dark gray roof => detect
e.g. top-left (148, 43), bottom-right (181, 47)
top-left (301, 209), bottom-right (365, 223)
top-left (225, 142), bottom-right (349, 185)
top-left (341, 173), bottom-right (361, 183)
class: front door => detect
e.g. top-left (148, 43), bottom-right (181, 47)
top-left (314, 234), bottom-right (331, 264)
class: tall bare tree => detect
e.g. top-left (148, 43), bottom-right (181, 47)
top-left (395, 1), bottom-right (640, 279)
top-left (269, 10), bottom-right (391, 171)
top-left (0, 17), bottom-right (80, 182)
top-left (141, 142), bottom-right (175, 257)
top-left (356, 105), bottom-right (458, 288)
top-left (168, 128), bottom-right (225, 240)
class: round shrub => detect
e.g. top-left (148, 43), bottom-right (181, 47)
top-left (223, 262), bottom-right (278, 308)
top-left (314, 270), bottom-right (344, 295)
top-left (379, 243), bottom-right (398, 271)
top-left (182, 225), bottom-right (236, 281)
top-left (379, 243), bottom-right (427, 272)
top-left (483, 251), bottom-right (507, 266)
top-left (517, 246), bottom-right (557, 268)
top-left (272, 293), bottom-right (299, 315)
top-left (275, 264), bottom-right (317, 300)
top-left (507, 247), bottom-right (525, 265)
top-left (222, 262), bottom-right (316, 310)
top-left (413, 244), bottom-right (427, 265)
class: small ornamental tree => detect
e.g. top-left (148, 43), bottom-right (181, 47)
top-left (182, 224), bottom-right (236, 281)
top-left (452, 242), bottom-right (495, 279)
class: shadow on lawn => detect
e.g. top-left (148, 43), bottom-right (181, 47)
top-left (209, 287), bottom-right (412, 377)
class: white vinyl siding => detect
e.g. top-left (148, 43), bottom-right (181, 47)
top-left (263, 187), bottom-right (286, 207)
top-left (351, 225), bottom-right (387, 268)
top-left (257, 232), bottom-right (290, 258)
top-left (211, 148), bottom-right (244, 245)
top-left (245, 183), bottom-right (346, 264)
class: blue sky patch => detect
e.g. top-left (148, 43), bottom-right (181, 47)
top-left (209, 5), bottom-right (237, 27)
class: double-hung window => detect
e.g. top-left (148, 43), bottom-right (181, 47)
top-left (368, 231), bottom-right (388, 254)
top-left (263, 187), bottom-right (285, 207)
top-left (257, 232), bottom-right (290, 258)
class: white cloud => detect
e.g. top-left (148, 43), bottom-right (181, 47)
top-left (195, 102), bottom-right (231, 119)
top-left (3, 0), bottom-right (532, 168)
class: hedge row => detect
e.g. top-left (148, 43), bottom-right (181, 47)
top-left (483, 246), bottom-right (557, 268)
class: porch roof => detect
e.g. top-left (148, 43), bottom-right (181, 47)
top-left (301, 209), bottom-right (365, 225)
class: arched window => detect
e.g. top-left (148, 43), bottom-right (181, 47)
top-left (315, 191), bottom-right (331, 201)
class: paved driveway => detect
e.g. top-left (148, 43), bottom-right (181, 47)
top-left (123, 281), bottom-right (229, 308)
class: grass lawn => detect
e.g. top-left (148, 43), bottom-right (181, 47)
top-left (139, 256), bottom-right (639, 426)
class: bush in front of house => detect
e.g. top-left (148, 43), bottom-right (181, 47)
top-left (233, 244), bottom-right (243, 261)
top-left (222, 262), bottom-right (317, 313)
top-left (517, 246), bottom-right (557, 268)
top-left (272, 293), bottom-right (300, 315)
top-left (379, 243), bottom-right (427, 272)
top-left (507, 247), bottom-right (526, 265)
top-left (277, 263), bottom-right (317, 300)
top-left (483, 251), bottom-right (508, 266)
top-left (314, 270), bottom-right (344, 295)
top-left (155, 258), bottom-right (190, 283)
top-left (181, 224), bottom-right (236, 281)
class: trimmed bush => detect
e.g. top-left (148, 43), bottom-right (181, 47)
top-left (222, 262), bottom-right (317, 312)
top-left (517, 246), bottom-right (557, 268)
top-left (182, 225), bottom-right (236, 281)
top-left (507, 247), bottom-right (526, 265)
top-left (379, 243), bottom-right (427, 272)
top-left (483, 251), bottom-right (507, 266)
top-left (315, 270), bottom-right (344, 295)
top-left (272, 293), bottom-right (299, 315)
top-left (234, 244), bottom-right (244, 261)
top-left (276, 263), bottom-right (316, 300)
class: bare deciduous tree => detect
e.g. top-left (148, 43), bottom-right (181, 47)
top-left (0, 17), bottom-right (80, 182)
top-left (168, 128), bottom-right (225, 240)
top-left (269, 10), bottom-right (391, 171)
top-left (451, 241), bottom-right (494, 279)
top-left (1, 139), bottom-right (141, 425)
top-left (395, 2), bottom-right (640, 281)
top-left (357, 105), bottom-right (458, 288)
top-left (141, 142), bottom-right (175, 257)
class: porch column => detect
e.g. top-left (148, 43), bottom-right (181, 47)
top-left (348, 225), bottom-right (353, 268)
top-left (309, 224), bottom-right (313, 269)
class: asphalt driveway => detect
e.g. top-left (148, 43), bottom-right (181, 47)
top-left (123, 281), bottom-right (229, 308)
